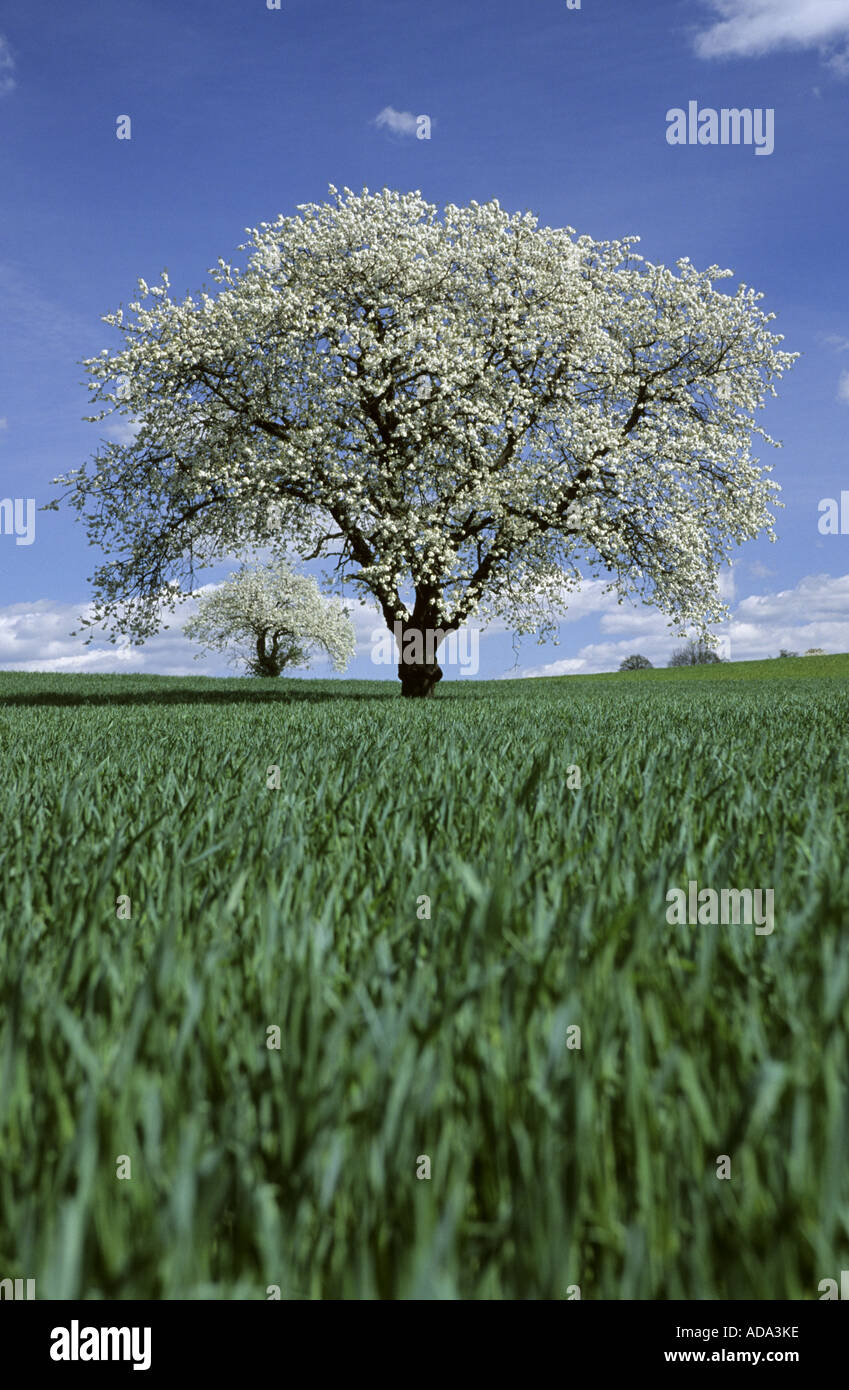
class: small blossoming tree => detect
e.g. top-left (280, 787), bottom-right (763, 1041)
top-left (183, 560), bottom-right (355, 677)
top-left (52, 187), bottom-right (796, 696)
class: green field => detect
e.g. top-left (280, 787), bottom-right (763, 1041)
top-left (1, 656), bottom-right (848, 1299)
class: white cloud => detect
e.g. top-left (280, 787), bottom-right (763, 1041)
top-left (733, 569), bottom-right (849, 616)
top-left (599, 607), bottom-right (666, 636)
top-left (0, 36), bottom-right (15, 97)
top-left (374, 106), bottom-right (419, 137)
top-left (0, 598), bottom-right (207, 675)
top-left (717, 561), bottom-right (736, 601)
top-left (0, 417), bottom-right (7, 431)
top-left (519, 632), bottom-right (671, 678)
top-left (506, 656), bottom-right (588, 678)
top-left (104, 418), bottom-right (143, 446)
top-left (694, 0), bottom-right (849, 66)
top-left (837, 370), bottom-right (849, 403)
top-left (516, 571), bottom-right (849, 675)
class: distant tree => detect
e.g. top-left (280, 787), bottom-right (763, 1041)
top-left (804, 647), bottom-right (825, 656)
top-left (619, 654), bottom-right (653, 670)
top-left (184, 559), bottom-right (356, 677)
top-left (668, 639), bottom-right (721, 667)
top-left (777, 649), bottom-right (799, 659)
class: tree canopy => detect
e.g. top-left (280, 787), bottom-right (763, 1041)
top-left (51, 186), bottom-right (797, 694)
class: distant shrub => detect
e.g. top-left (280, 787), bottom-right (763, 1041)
top-left (777, 649), bottom-right (799, 659)
top-left (804, 647), bottom-right (825, 656)
top-left (619, 654), bottom-right (653, 671)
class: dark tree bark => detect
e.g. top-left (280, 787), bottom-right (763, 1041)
top-left (397, 654), bottom-right (443, 698)
top-left (249, 627), bottom-right (300, 677)
top-left (396, 597), bottom-right (450, 697)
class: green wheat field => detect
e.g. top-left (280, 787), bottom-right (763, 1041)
top-left (1, 654), bottom-right (848, 1299)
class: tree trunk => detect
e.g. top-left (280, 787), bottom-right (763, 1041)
top-left (254, 630), bottom-right (284, 678)
top-left (386, 594), bottom-right (451, 697)
top-left (398, 657), bottom-right (443, 697)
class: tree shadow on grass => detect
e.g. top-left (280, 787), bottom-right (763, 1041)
top-left (0, 687), bottom-right (402, 708)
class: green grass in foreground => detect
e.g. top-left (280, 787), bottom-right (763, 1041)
top-left (0, 658), bottom-right (848, 1298)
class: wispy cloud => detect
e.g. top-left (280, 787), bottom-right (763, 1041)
top-left (837, 369), bottom-right (849, 403)
top-left (374, 106), bottom-right (419, 137)
top-left (694, 0), bottom-right (849, 69)
top-left (0, 35), bottom-right (14, 97)
top-left (0, 260), bottom-right (94, 366)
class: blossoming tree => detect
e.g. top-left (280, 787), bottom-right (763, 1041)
top-left (52, 187), bottom-right (796, 696)
top-left (183, 560), bottom-right (355, 677)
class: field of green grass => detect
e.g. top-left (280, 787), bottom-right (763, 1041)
top-left (1, 655), bottom-right (848, 1298)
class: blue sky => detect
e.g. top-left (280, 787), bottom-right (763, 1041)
top-left (1, 0), bottom-right (849, 679)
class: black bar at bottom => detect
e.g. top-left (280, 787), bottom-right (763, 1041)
top-left (1, 1298), bottom-right (845, 1378)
